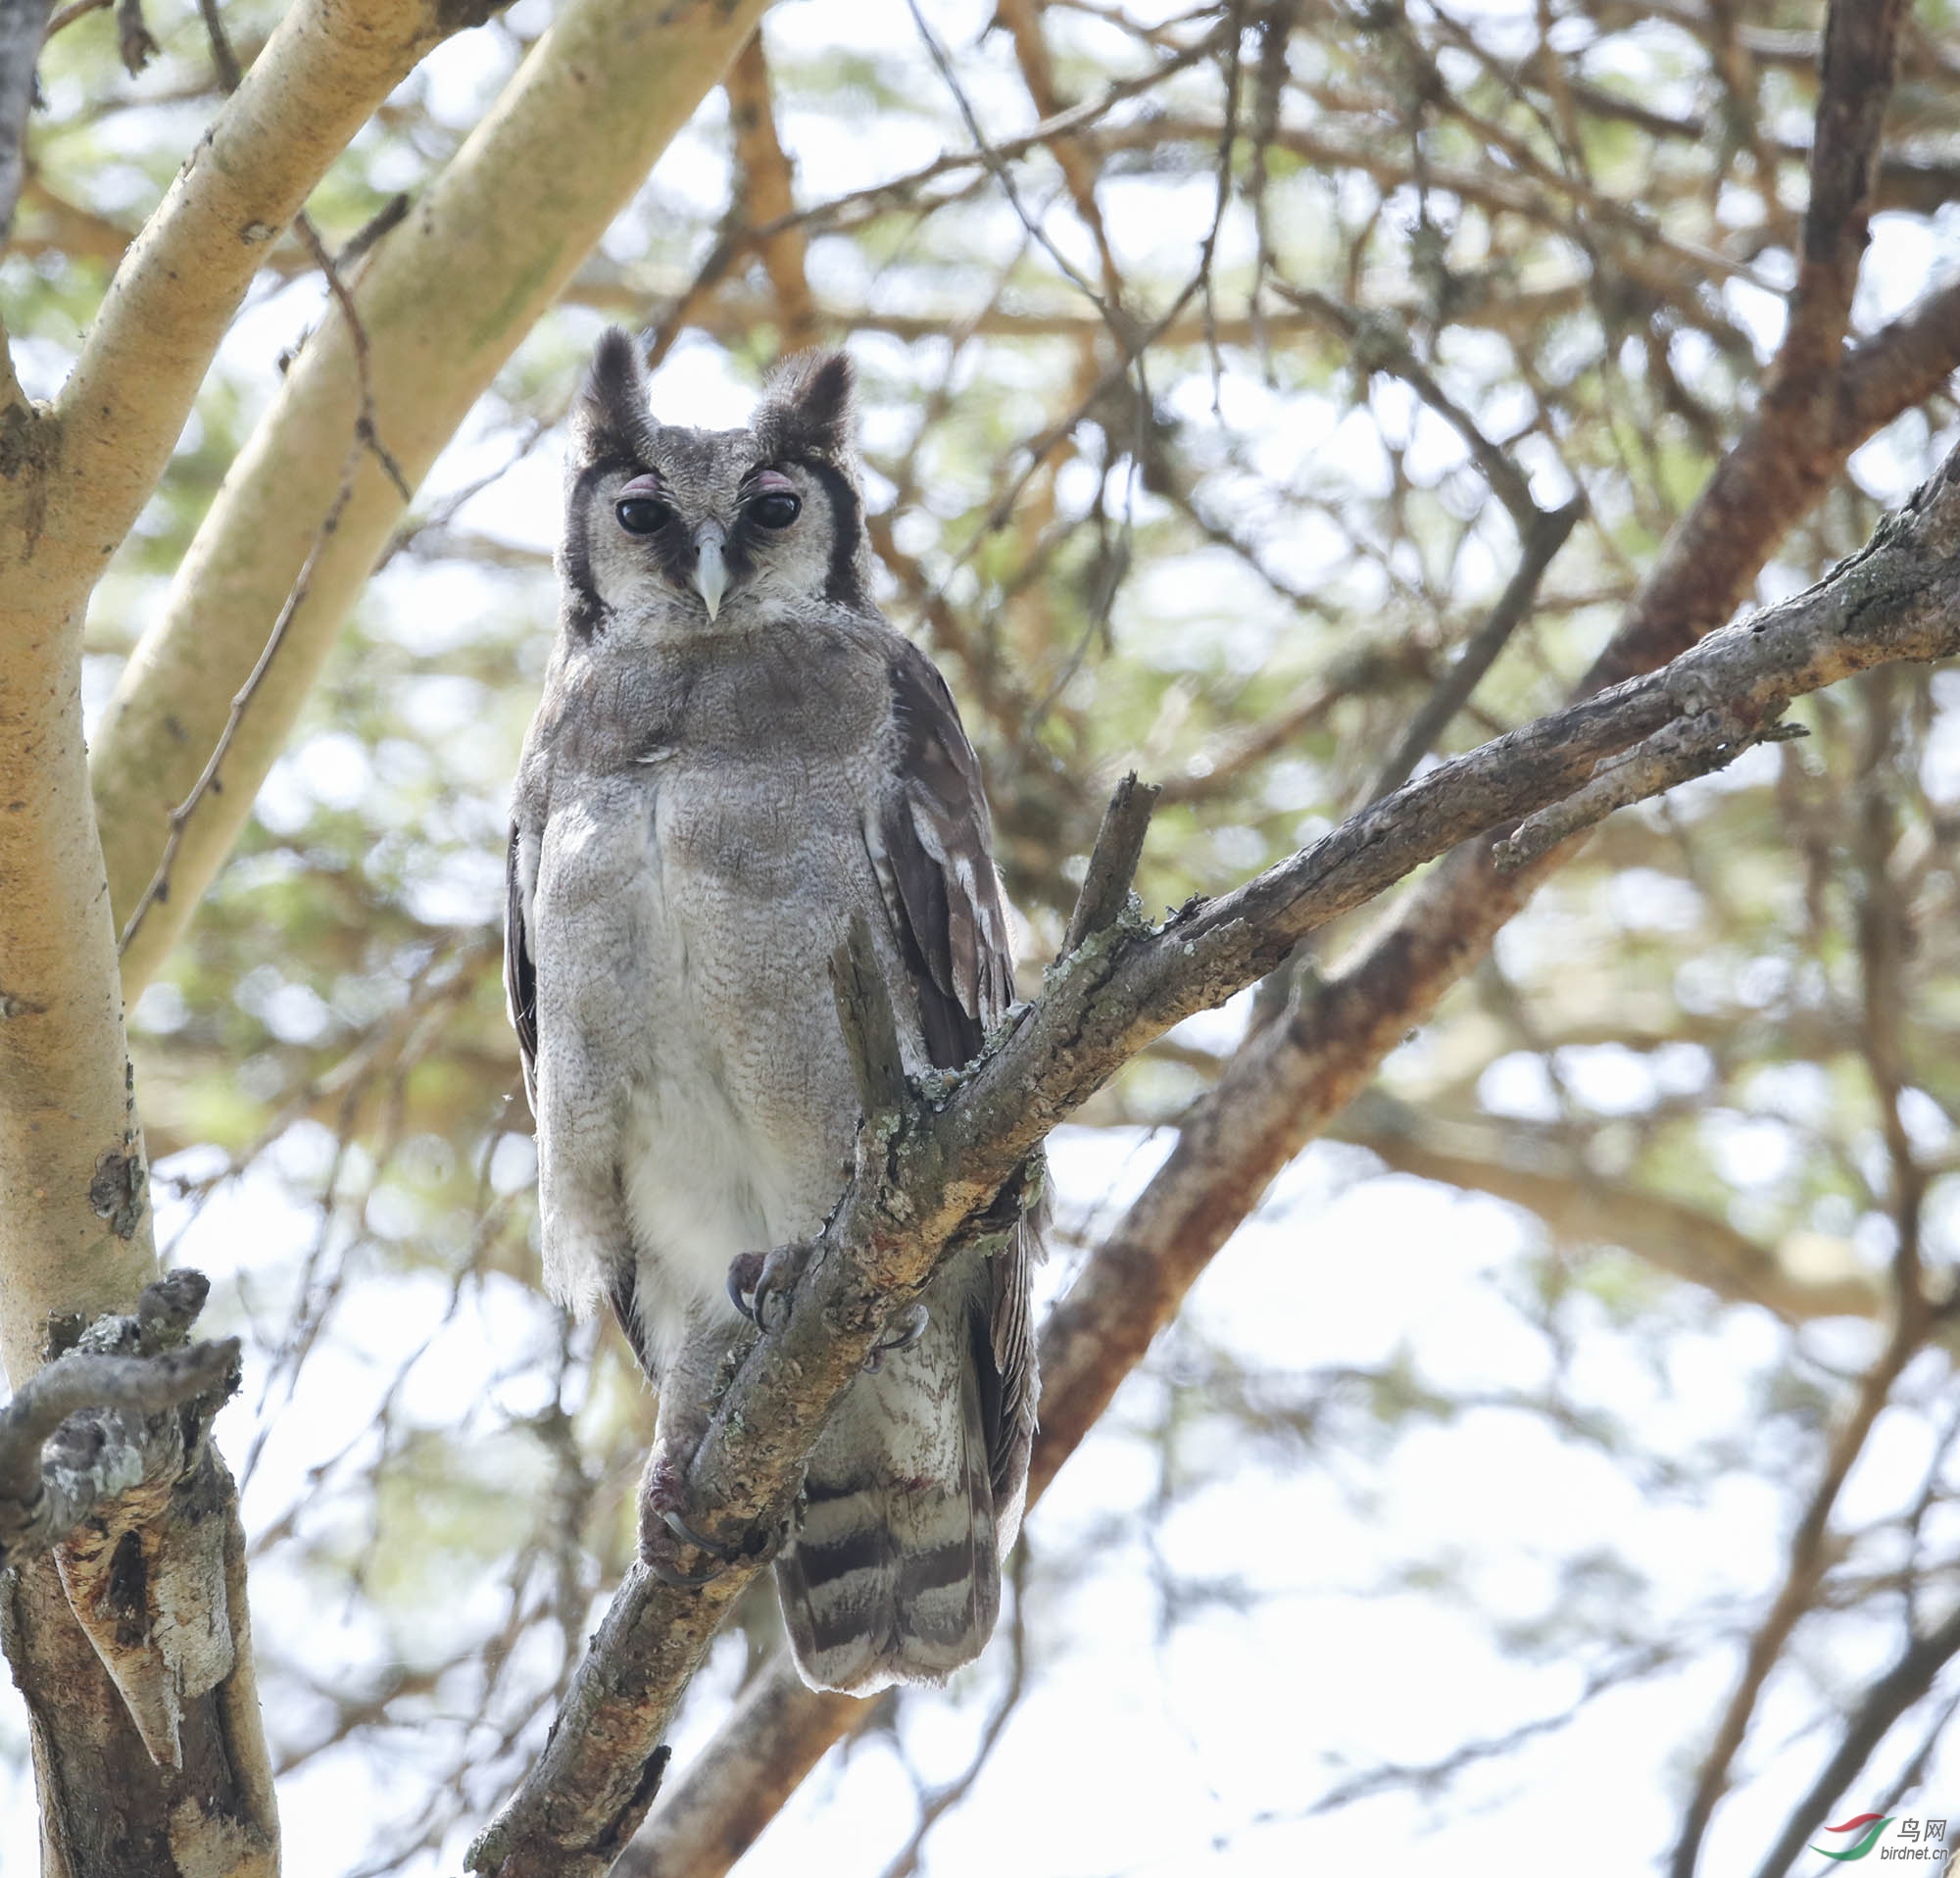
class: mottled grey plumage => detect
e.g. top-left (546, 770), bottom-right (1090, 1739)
top-left (506, 329), bottom-right (1038, 1694)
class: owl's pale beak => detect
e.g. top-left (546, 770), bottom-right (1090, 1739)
top-left (692, 526), bottom-right (729, 621)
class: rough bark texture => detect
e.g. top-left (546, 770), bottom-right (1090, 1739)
top-left (92, 0), bottom-right (774, 998)
top-left (492, 442), bottom-right (1960, 1876)
top-left (0, 1277), bottom-right (272, 1877)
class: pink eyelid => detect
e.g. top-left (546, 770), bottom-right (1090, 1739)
top-left (750, 470), bottom-right (798, 497)
top-left (617, 474), bottom-right (665, 500)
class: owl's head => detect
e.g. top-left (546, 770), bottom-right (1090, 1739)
top-left (559, 327), bottom-right (872, 636)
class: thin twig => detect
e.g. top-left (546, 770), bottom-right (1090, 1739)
top-left (117, 450), bottom-right (361, 956)
top-left (112, 0), bottom-right (414, 955)
top-left (1371, 495), bottom-right (1585, 804)
top-left (196, 0), bottom-right (409, 504)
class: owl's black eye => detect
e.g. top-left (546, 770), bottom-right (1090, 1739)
top-left (614, 497), bottom-right (670, 536)
top-left (751, 491), bottom-right (802, 530)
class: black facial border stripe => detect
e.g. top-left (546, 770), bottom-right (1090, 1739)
top-left (564, 454), bottom-right (643, 635)
top-left (780, 454), bottom-right (865, 607)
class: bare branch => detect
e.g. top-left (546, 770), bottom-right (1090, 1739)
top-left (486, 442), bottom-right (1960, 1878)
top-left (1062, 771), bottom-right (1158, 955)
top-left (42, 0), bottom-right (106, 35)
top-left (1583, 0), bottom-right (1919, 695)
top-left (1775, 0), bottom-right (1909, 395)
top-left (1284, 287), bottom-right (1541, 532)
top-left (117, 450), bottom-right (361, 956)
top-left (614, 1662), bottom-right (865, 1876)
top-left (1670, 1289), bottom-right (1936, 1875)
top-left (1495, 707), bottom-right (1804, 870)
top-left (13, 0), bottom-right (473, 637)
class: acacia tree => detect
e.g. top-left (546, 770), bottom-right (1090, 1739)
top-left (2, 0), bottom-right (1960, 1874)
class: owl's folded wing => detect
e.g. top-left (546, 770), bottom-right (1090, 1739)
top-left (505, 822), bottom-right (539, 1112)
top-left (873, 639), bottom-right (1038, 1496)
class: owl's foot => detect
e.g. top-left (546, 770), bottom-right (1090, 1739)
top-left (640, 1453), bottom-right (750, 1588)
top-left (861, 1304), bottom-right (929, 1372)
top-left (727, 1240), bottom-right (813, 1335)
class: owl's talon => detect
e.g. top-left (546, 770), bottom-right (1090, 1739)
top-left (727, 1256), bottom-right (762, 1325)
top-left (641, 1456), bottom-right (747, 1585)
top-left (661, 1507), bottom-right (741, 1563)
top-left (643, 1548), bottom-right (726, 1590)
top-left (861, 1304), bottom-right (929, 1372)
top-left (727, 1241), bottom-right (812, 1335)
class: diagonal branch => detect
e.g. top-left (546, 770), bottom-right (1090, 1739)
top-left (620, 88), bottom-right (1960, 1861)
top-left (1774, 0), bottom-right (1909, 395)
top-left (1581, 0), bottom-right (1913, 696)
top-left (1368, 496), bottom-right (1585, 803)
top-left (480, 441), bottom-right (1960, 1878)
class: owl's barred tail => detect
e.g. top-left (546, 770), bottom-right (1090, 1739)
top-left (776, 1325), bottom-right (1001, 1695)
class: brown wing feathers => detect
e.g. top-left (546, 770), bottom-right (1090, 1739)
top-left (881, 641), bottom-right (1014, 1069)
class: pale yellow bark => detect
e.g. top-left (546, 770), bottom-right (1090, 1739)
top-left (95, 0), bottom-right (773, 997)
top-left (0, 643), bottom-right (150, 1389)
top-left (0, 11), bottom-right (509, 1867)
top-left (0, 0), bottom-right (471, 1389)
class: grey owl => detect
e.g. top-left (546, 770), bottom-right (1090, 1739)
top-left (504, 329), bottom-right (1038, 1695)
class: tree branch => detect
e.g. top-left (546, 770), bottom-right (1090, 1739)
top-left (483, 441), bottom-right (1960, 1878)
top-left (1369, 496), bottom-right (1584, 803)
top-left (0, 1271), bottom-right (274, 1869)
top-left (1775, 0), bottom-right (1908, 395)
top-left (1581, 0), bottom-right (1917, 696)
top-left (1671, 1293), bottom-right (1932, 1878)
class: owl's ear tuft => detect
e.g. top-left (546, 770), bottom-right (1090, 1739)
top-left (573, 326), bottom-right (656, 465)
top-left (756, 350), bottom-right (857, 464)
